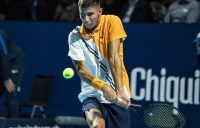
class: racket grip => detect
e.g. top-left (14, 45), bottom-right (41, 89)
top-left (117, 98), bottom-right (142, 108)
top-left (129, 103), bottom-right (142, 107)
top-left (115, 97), bottom-right (129, 109)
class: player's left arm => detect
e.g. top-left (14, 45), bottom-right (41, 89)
top-left (108, 39), bottom-right (130, 107)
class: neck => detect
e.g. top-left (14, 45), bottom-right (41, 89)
top-left (85, 15), bottom-right (101, 34)
top-left (85, 26), bottom-right (96, 34)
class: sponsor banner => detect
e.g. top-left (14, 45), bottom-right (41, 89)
top-left (130, 67), bottom-right (200, 108)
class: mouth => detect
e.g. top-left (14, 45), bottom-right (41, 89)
top-left (85, 24), bottom-right (93, 29)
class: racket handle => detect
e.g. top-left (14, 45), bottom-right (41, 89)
top-left (129, 103), bottom-right (142, 107)
top-left (117, 98), bottom-right (142, 108)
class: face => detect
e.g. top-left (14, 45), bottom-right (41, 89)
top-left (79, 6), bottom-right (102, 30)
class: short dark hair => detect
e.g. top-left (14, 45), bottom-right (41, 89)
top-left (78, 0), bottom-right (101, 8)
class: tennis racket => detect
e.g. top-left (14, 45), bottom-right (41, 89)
top-left (129, 103), bottom-right (186, 128)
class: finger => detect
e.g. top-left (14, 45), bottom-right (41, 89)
top-left (10, 85), bottom-right (14, 92)
top-left (119, 97), bottom-right (130, 107)
top-left (122, 98), bottom-right (131, 108)
top-left (9, 88), bottom-right (14, 93)
top-left (11, 87), bottom-right (15, 92)
top-left (9, 86), bottom-right (15, 92)
top-left (121, 96), bottom-right (129, 102)
top-left (12, 84), bottom-right (16, 91)
top-left (117, 98), bottom-right (128, 109)
top-left (7, 87), bottom-right (12, 93)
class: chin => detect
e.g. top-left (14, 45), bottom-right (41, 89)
top-left (85, 25), bottom-right (93, 29)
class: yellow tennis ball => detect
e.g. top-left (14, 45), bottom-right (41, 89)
top-left (63, 68), bottom-right (74, 79)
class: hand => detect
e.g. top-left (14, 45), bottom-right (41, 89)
top-left (115, 91), bottom-right (130, 109)
top-left (4, 78), bottom-right (16, 93)
top-left (102, 85), bottom-right (130, 109)
top-left (101, 84), bottom-right (117, 103)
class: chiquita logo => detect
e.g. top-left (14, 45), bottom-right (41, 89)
top-left (130, 67), bottom-right (200, 108)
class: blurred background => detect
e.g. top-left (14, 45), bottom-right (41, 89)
top-left (0, 0), bottom-right (200, 23)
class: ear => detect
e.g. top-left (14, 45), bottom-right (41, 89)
top-left (99, 8), bottom-right (103, 15)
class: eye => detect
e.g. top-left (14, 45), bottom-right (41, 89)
top-left (87, 12), bottom-right (95, 16)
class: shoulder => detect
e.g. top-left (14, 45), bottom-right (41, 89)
top-left (101, 15), bottom-right (123, 28)
top-left (68, 26), bottom-right (81, 45)
top-left (103, 15), bottom-right (122, 22)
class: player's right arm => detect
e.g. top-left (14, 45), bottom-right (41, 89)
top-left (72, 59), bottom-right (117, 102)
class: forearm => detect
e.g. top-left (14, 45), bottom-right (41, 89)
top-left (108, 54), bottom-right (130, 108)
top-left (78, 66), bottom-right (117, 102)
top-left (73, 61), bottom-right (95, 84)
top-left (108, 54), bottom-right (123, 93)
top-left (73, 60), bottom-right (113, 90)
top-left (78, 68), bottom-right (95, 84)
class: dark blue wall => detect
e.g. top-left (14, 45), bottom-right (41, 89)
top-left (0, 21), bottom-right (199, 128)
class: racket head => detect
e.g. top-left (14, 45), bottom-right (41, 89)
top-left (142, 104), bottom-right (186, 128)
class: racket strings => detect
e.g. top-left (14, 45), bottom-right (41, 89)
top-left (142, 105), bottom-right (185, 128)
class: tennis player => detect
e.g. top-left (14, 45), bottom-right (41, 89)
top-left (68, 0), bottom-right (131, 127)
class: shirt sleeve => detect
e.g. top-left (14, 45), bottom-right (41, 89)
top-left (109, 16), bottom-right (127, 42)
top-left (68, 32), bottom-right (85, 61)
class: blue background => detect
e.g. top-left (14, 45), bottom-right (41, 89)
top-left (0, 21), bottom-right (199, 128)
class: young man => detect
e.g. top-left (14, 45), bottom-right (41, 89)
top-left (68, 0), bottom-right (131, 127)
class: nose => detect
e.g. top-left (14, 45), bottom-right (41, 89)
top-left (84, 15), bottom-right (90, 23)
